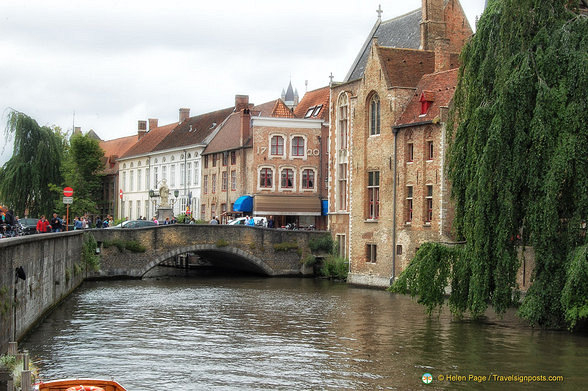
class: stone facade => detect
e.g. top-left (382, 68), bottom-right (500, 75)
top-left (328, 0), bottom-right (473, 287)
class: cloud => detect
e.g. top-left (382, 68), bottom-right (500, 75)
top-left (0, 0), bottom-right (487, 159)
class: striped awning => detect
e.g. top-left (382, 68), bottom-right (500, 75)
top-left (254, 195), bottom-right (322, 216)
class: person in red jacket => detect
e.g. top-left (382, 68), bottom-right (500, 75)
top-left (36, 215), bottom-right (50, 233)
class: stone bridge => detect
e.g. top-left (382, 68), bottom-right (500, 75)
top-left (0, 225), bottom-right (330, 352)
top-left (90, 224), bottom-right (330, 278)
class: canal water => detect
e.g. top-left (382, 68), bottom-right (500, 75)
top-left (21, 274), bottom-right (588, 390)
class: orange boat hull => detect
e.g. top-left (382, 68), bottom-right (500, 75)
top-left (34, 379), bottom-right (127, 391)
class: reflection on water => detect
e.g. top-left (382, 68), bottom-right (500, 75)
top-left (21, 274), bottom-right (588, 390)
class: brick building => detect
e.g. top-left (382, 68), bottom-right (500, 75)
top-left (199, 95), bottom-right (294, 223)
top-left (328, 0), bottom-right (472, 287)
top-left (201, 89), bottom-right (330, 229)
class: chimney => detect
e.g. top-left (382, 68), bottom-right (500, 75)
top-left (73, 127), bottom-right (82, 135)
top-left (138, 120), bottom-right (147, 139)
top-left (179, 108), bottom-right (190, 124)
top-left (148, 118), bottom-right (158, 130)
top-left (235, 95), bottom-right (249, 112)
top-left (420, 0), bottom-right (446, 50)
top-left (240, 108), bottom-right (251, 145)
top-left (434, 37), bottom-right (451, 72)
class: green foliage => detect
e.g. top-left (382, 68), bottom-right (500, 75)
top-left (273, 241), bottom-right (299, 252)
top-left (319, 255), bottom-right (348, 280)
top-left (215, 239), bottom-right (229, 247)
top-left (176, 213), bottom-right (188, 223)
top-left (446, 0), bottom-right (588, 328)
top-left (389, 243), bottom-right (461, 314)
top-left (61, 133), bottom-right (105, 217)
top-left (65, 268), bottom-right (71, 283)
top-left (302, 254), bottom-right (316, 266)
top-left (124, 240), bottom-right (146, 253)
top-left (113, 218), bottom-right (126, 226)
top-left (0, 111), bottom-right (63, 217)
top-left (103, 239), bottom-right (146, 253)
top-left (560, 245), bottom-right (588, 330)
top-left (309, 235), bottom-right (335, 253)
top-left (0, 355), bottom-right (16, 370)
top-left (82, 234), bottom-right (100, 272)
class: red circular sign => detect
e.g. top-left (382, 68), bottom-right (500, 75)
top-left (119, 189), bottom-right (123, 199)
top-left (63, 187), bottom-right (74, 197)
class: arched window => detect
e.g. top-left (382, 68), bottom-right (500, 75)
top-left (271, 135), bottom-right (284, 155)
top-left (291, 136), bottom-right (305, 157)
top-left (259, 168), bottom-right (273, 188)
top-left (369, 94), bottom-right (380, 136)
top-left (338, 94), bottom-right (348, 149)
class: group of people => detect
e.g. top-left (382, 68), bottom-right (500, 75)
top-left (0, 207), bottom-right (18, 237)
top-left (151, 216), bottom-right (177, 225)
top-left (35, 213), bottom-right (118, 233)
top-left (35, 213), bottom-right (67, 233)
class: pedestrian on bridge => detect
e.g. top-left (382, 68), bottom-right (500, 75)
top-left (36, 215), bottom-right (50, 233)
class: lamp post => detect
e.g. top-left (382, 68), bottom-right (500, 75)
top-left (149, 189), bottom-right (158, 218)
top-left (171, 190), bottom-right (179, 214)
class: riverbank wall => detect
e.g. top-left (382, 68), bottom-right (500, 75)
top-left (0, 231), bottom-right (85, 353)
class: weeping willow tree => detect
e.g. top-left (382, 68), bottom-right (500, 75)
top-left (393, 0), bottom-right (587, 329)
top-left (0, 111), bottom-right (64, 217)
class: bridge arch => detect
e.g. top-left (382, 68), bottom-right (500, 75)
top-left (140, 244), bottom-right (274, 277)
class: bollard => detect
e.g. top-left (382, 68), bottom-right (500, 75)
top-left (7, 342), bottom-right (17, 355)
top-left (23, 351), bottom-right (29, 371)
top-left (21, 370), bottom-right (31, 391)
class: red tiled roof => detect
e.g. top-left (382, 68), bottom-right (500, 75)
top-left (203, 112), bottom-right (242, 154)
top-left (99, 134), bottom-right (138, 175)
top-left (293, 86), bottom-right (330, 121)
top-left (154, 107), bottom-right (234, 152)
top-left (378, 47), bottom-right (436, 87)
top-left (396, 68), bottom-right (459, 126)
top-left (250, 99), bottom-right (294, 118)
top-left (120, 122), bottom-right (177, 159)
top-left (204, 99), bottom-right (292, 155)
top-left (271, 99), bottom-right (295, 118)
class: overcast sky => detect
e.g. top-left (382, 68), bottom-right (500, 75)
top-left (0, 0), bottom-right (486, 165)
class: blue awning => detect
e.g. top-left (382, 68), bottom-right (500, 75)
top-left (321, 200), bottom-right (328, 216)
top-left (233, 195), bottom-right (253, 213)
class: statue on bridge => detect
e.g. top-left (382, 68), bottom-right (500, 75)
top-left (159, 180), bottom-right (170, 208)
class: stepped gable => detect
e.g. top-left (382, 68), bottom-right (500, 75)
top-left (119, 122), bottom-right (177, 159)
top-left (255, 99), bottom-right (294, 118)
top-left (99, 134), bottom-right (139, 174)
top-left (153, 107), bottom-right (234, 151)
top-left (293, 86), bottom-right (330, 121)
top-left (346, 8), bottom-right (421, 82)
top-left (396, 68), bottom-right (458, 125)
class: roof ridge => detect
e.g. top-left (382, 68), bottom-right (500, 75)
top-left (381, 7), bottom-right (420, 24)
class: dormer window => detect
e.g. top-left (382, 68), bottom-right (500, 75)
top-left (420, 91), bottom-right (435, 116)
top-left (312, 105), bottom-right (322, 116)
top-left (304, 105), bottom-right (323, 118)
